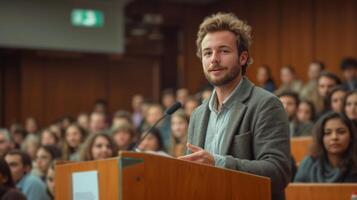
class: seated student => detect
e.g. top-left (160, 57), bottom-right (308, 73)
top-left (294, 112), bottom-right (357, 182)
top-left (323, 86), bottom-right (348, 114)
top-left (110, 124), bottom-right (136, 151)
top-left (137, 128), bottom-right (165, 153)
top-left (169, 110), bottom-right (188, 157)
top-left (344, 90), bottom-right (357, 126)
top-left (46, 162), bottom-right (55, 200)
top-left (256, 65), bottom-right (276, 93)
top-left (297, 100), bottom-right (316, 123)
top-left (62, 123), bottom-right (87, 161)
top-left (40, 129), bottom-right (60, 147)
top-left (33, 145), bottom-right (61, 181)
top-left (0, 158), bottom-right (26, 200)
top-left (279, 91), bottom-right (314, 137)
top-left (80, 132), bottom-right (118, 161)
top-left (5, 150), bottom-right (50, 200)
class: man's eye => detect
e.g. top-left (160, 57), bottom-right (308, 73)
top-left (203, 52), bottom-right (212, 56)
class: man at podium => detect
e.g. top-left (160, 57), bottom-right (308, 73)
top-left (179, 12), bottom-right (291, 200)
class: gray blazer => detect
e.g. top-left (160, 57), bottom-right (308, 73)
top-left (188, 78), bottom-right (291, 200)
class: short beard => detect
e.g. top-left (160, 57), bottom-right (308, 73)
top-left (205, 65), bottom-right (241, 86)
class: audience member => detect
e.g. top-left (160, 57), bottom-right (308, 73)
top-left (62, 124), bottom-right (87, 161)
top-left (325, 86), bottom-right (348, 113)
top-left (300, 61), bottom-right (325, 100)
top-left (93, 99), bottom-right (108, 114)
top-left (21, 135), bottom-right (40, 161)
top-left (0, 129), bottom-right (11, 158)
top-left (24, 117), bottom-right (39, 137)
top-left (161, 89), bottom-right (176, 110)
top-left (11, 127), bottom-right (27, 150)
top-left (340, 58), bottom-right (357, 91)
top-left (143, 104), bottom-right (171, 149)
top-left (0, 158), bottom-right (26, 200)
top-left (33, 145), bottom-right (61, 181)
top-left (88, 112), bottom-right (108, 134)
top-left (279, 91), bottom-right (313, 137)
top-left (169, 110), bottom-right (188, 157)
top-left (111, 110), bottom-right (133, 129)
top-left (80, 132), bottom-right (118, 161)
top-left (297, 100), bottom-right (316, 124)
top-left (314, 71), bottom-right (342, 114)
top-left (184, 96), bottom-right (200, 118)
top-left (137, 128), bottom-right (165, 152)
top-left (131, 94), bottom-right (144, 128)
top-left (76, 112), bottom-right (89, 131)
top-left (46, 162), bottom-right (55, 200)
top-left (344, 90), bottom-right (357, 126)
top-left (40, 129), bottom-right (59, 147)
top-left (176, 88), bottom-right (189, 105)
top-left (256, 65), bottom-right (276, 92)
top-left (275, 65), bottom-right (303, 95)
top-left (110, 124), bottom-right (136, 151)
top-left (294, 112), bottom-right (357, 182)
top-left (5, 150), bottom-right (50, 200)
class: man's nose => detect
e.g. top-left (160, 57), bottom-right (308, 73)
top-left (211, 51), bottom-right (220, 63)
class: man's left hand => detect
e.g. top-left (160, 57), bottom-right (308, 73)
top-left (177, 143), bottom-right (215, 166)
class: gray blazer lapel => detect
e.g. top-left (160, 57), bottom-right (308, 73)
top-left (220, 103), bottom-right (247, 154)
top-left (220, 77), bottom-right (254, 155)
top-left (193, 103), bottom-right (210, 148)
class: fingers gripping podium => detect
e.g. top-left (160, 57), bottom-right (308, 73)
top-left (55, 151), bottom-right (271, 200)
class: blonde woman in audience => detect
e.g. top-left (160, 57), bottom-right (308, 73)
top-left (294, 112), bottom-right (357, 182)
top-left (21, 134), bottom-right (40, 161)
top-left (46, 162), bottom-right (55, 200)
top-left (62, 124), bottom-right (87, 161)
top-left (110, 124), bottom-right (136, 151)
top-left (344, 90), bottom-right (357, 126)
top-left (40, 129), bottom-right (60, 147)
top-left (169, 110), bottom-right (188, 157)
top-left (80, 132), bottom-right (118, 161)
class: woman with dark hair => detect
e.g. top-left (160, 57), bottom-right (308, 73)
top-left (137, 128), bottom-right (165, 152)
top-left (256, 65), bottom-right (276, 93)
top-left (33, 145), bottom-right (61, 181)
top-left (46, 162), bottom-right (55, 200)
top-left (297, 99), bottom-right (316, 123)
top-left (325, 86), bottom-right (348, 113)
top-left (80, 132), bottom-right (118, 161)
top-left (294, 112), bottom-right (357, 182)
top-left (0, 158), bottom-right (26, 200)
top-left (344, 90), bottom-right (357, 126)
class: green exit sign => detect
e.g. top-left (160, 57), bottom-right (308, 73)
top-left (71, 9), bottom-right (104, 28)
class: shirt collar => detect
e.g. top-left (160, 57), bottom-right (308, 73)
top-left (208, 77), bottom-right (244, 113)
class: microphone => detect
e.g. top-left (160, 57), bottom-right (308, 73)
top-left (133, 102), bottom-right (182, 151)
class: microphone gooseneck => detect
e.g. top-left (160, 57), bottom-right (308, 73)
top-left (133, 102), bottom-right (182, 151)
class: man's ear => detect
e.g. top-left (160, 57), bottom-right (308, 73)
top-left (239, 51), bottom-right (249, 66)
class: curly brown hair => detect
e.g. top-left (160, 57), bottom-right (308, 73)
top-left (196, 12), bottom-right (253, 75)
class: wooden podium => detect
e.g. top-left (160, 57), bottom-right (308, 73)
top-left (55, 151), bottom-right (271, 200)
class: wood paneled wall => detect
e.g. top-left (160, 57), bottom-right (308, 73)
top-left (0, 0), bottom-right (356, 127)
top-left (184, 0), bottom-right (357, 90)
top-left (2, 53), bottom-right (161, 126)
